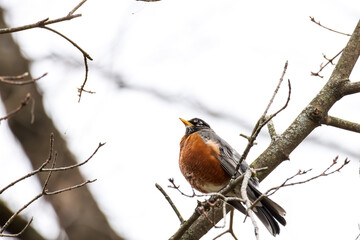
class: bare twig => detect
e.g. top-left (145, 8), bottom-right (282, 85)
top-left (0, 72), bottom-right (47, 85)
top-left (241, 169), bottom-right (259, 240)
top-left (42, 142), bottom-right (105, 172)
top-left (78, 55), bottom-right (91, 102)
top-left (0, 15), bottom-right (81, 34)
top-left (45, 179), bottom-right (96, 195)
top-left (68, 0), bottom-right (88, 16)
top-left (311, 49), bottom-right (344, 78)
top-left (0, 217), bottom-right (33, 238)
top-left (156, 183), bottom-right (185, 224)
top-left (310, 16), bottom-right (352, 36)
top-left (0, 133), bottom-right (101, 236)
top-left (168, 178), bottom-right (197, 198)
top-left (234, 61), bottom-right (290, 175)
top-left (0, 93), bottom-right (31, 122)
top-left (0, 0), bottom-right (93, 102)
top-left (1, 133), bottom-right (54, 194)
top-left (42, 26), bottom-right (92, 61)
top-left (248, 157), bottom-right (350, 213)
top-left (0, 0), bottom-right (88, 34)
top-left (213, 210), bottom-right (239, 240)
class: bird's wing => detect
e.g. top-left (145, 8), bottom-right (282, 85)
top-left (198, 129), bottom-right (258, 185)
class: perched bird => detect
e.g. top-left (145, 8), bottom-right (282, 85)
top-left (179, 117), bottom-right (286, 236)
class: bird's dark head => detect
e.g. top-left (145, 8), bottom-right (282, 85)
top-left (180, 118), bottom-right (210, 134)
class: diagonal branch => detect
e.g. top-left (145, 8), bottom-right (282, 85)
top-left (0, 93), bottom-right (31, 122)
top-left (156, 183), bottom-right (185, 224)
top-left (309, 16), bottom-right (352, 36)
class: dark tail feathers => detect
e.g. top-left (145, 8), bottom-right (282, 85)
top-left (228, 183), bottom-right (286, 236)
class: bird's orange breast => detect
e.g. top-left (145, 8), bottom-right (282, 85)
top-left (179, 133), bottom-right (231, 193)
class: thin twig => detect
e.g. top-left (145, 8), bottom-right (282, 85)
top-left (156, 183), bottom-right (185, 224)
top-left (68, 0), bottom-right (88, 16)
top-left (0, 133), bottom-right (54, 194)
top-left (0, 193), bottom-right (42, 233)
top-left (248, 156), bottom-right (350, 213)
top-left (234, 61), bottom-right (290, 175)
top-left (78, 55), bottom-right (91, 102)
top-left (45, 179), bottom-right (96, 195)
top-left (0, 72), bottom-right (47, 85)
top-left (311, 49), bottom-right (344, 78)
top-left (241, 169), bottom-right (259, 240)
top-left (0, 217), bottom-right (33, 238)
top-left (42, 152), bottom-right (58, 192)
top-left (168, 178), bottom-right (196, 198)
top-left (0, 93), bottom-right (31, 122)
top-left (0, 14), bottom-right (81, 34)
top-left (309, 17), bottom-right (352, 36)
top-left (42, 142), bottom-right (105, 172)
top-left (213, 210), bottom-right (239, 240)
top-left (0, 0), bottom-right (87, 34)
top-left (42, 26), bottom-right (92, 60)
top-left (0, 133), bottom-right (100, 236)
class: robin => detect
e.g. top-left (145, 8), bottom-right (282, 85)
top-left (179, 117), bottom-right (286, 236)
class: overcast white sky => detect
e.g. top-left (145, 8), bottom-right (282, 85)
top-left (0, 0), bottom-right (359, 239)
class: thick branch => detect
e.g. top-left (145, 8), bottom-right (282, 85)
top-left (342, 81), bottom-right (360, 95)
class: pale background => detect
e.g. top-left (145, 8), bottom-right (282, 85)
top-left (0, 0), bottom-right (359, 239)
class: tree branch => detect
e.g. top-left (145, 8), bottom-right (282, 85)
top-left (0, 72), bottom-right (47, 85)
top-left (0, 93), bottom-right (31, 122)
top-left (241, 169), bottom-right (259, 240)
top-left (342, 81), bottom-right (360, 95)
top-left (0, 14), bottom-right (81, 34)
top-left (309, 16), bottom-right (351, 36)
top-left (156, 183), bottom-right (185, 224)
top-left (322, 115), bottom-right (360, 133)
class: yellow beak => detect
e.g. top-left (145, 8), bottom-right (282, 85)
top-left (179, 118), bottom-right (193, 127)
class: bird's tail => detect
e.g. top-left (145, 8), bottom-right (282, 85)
top-left (228, 183), bottom-right (286, 236)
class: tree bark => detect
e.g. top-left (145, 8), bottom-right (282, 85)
top-left (0, 7), bottom-right (124, 240)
